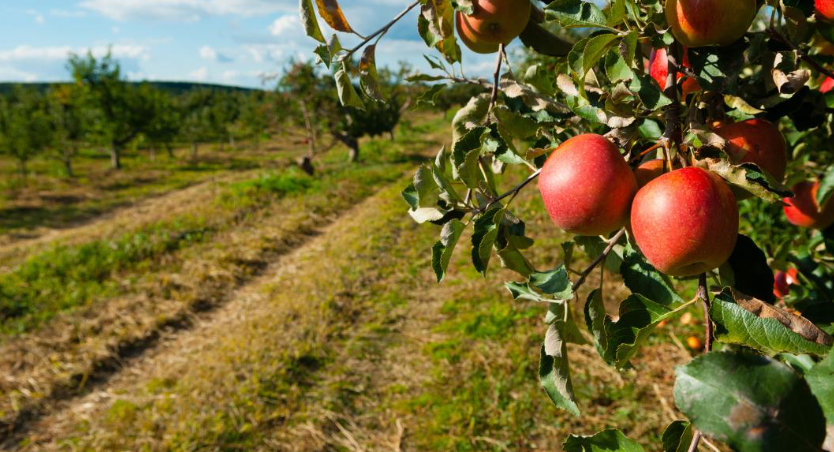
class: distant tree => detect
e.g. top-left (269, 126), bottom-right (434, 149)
top-left (208, 91), bottom-right (240, 151)
top-left (46, 84), bottom-right (89, 177)
top-left (0, 87), bottom-right (50, 179)
top-left (67, 51), bottom-right (151, 170)
top-left (236, 91), bottom-right (272, 149)
top-left (142, 86), bottom-right (181, 160)
top-left (179, 89), bottom-right (214, 159)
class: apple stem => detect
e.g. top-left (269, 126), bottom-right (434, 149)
top-left (687, 431), bottom-right (702, 452)
top-left (572, 228), bottom-right (626, 293)
top-left (697, 272), bottom-right (712, 352)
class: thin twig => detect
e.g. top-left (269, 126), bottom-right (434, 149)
top-left (768, 28), bottom-right (834, 81)
top-left (697, 272), bottom-right (712, 352)
top-left (485, 43), bottom-right (505, 124)
top-left (473, 168), bottom-right (541, 215)
top-left (342, 0), bottom-right (420, 58)
top-left (687, 431), bottom-right (703, 452)
top-left (628, 142), bottom-right (663, 163)
top-left (662, 42), bottom-right (682, 144)
top-left (572, 228), bottom-right (626, 292)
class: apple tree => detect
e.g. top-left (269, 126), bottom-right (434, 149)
top-left (302, 0), bottom-right (834, 450)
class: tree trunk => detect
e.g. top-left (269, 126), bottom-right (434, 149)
top-left (63, 150), bottom-right (74, 178)
top-left (166, 143), bottom-right (175, 159)
top-left (230, 135), bottom-right (235, 149)
top-left (299, 100), bottom-right (316, 161)
top-left (389, 129), bottom-right (395, 141)
top-left (334, 133), bottom-right (360, 163)
top-left (297, 155), bottom-right (315, 175)
top-left (110, 144), bottom-right (122, 170)
top-left (191, 142), bottom-right (198, 160)
top-left (18, 159), bottom-right (27, 179)
top-left (149, 144), bottom-right (156, 162)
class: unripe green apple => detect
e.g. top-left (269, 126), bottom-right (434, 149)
top-left (665, 0), bottom-right (758, 47)
top-left (462, 0), bottom-right (531, 45)
top-left (713, 119), bottom-right (787, 182)
top-left (817, 0), bottom-right (834, 21)
top-left (649, 47), bottom-right (701, 97)
top-left (783, 181), bottom-right (834, 229)
top-left (631, 167), bottom-right (739, 277)
top-left (539, 134), bottom-right (637, 236)
top-left (456, 12), bottom-right (499, 54)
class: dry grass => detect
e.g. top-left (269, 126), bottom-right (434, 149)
top-left (9, 169), bottom-right (704, 452)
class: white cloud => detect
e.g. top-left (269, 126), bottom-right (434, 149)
top-left (112, 26), bottom-right (121, 34)
top-left (50, 9), bottom-right (87, 18)
top-left (243, 44), bottom-right (285, 63)
top-left (0, 45), bottom-right (151, 62)
top-left (199, 45), bottom-right (217, 60)
top-left (222, 70), bottom-right (239, 81)
top-left (268, 15), bottom-right (300, 37)
top-left (35, 15), bottom-right (45, 25)
top-left (0, 67), bottom-right (39, 82)
top-left (189, 66), bottom-right (208, 81)
top-left (80, 0), bottom-right (292, 22)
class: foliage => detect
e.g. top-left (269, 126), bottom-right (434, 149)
top-left (303, 0), bottom-right (834, 450)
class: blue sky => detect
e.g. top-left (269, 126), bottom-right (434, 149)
top-left (0, 0), bottom-right (501, 89)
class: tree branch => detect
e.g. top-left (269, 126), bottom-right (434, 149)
top-left (768, 28), bottom-right (834, 81)
top-left (343, 0), bottom-right (420, 58)
top-left (687, 431), bottom-right (703, 452)
top-left (485, 43), bottom-right (505, 124)
top-left (473, 168), bottom-right (541, 215)
top-left (572, 228), bottom-right (626, 292)
top-left (686, 272), bottom-right (712, 452)
top-left (662, 42), bottom-right (682, 144)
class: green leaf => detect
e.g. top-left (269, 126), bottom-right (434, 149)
top-left (334, 62), bottom-right (364, 109)
top-left (710, 287), bottom-right (833, 357)
top-left (605, 47), bottom-right (634, 83)
top-left (418, 0), bottom-right (460, 64)
top-left (604, 294), bottom-right (691, 368)
top-left (563, 429), bottom-right (646, 452)
top-left (661, 420), bottom-right (693, 452)
top-left (530, 265), bottom-right (573, 299)
top-left (584, 289), bottom-right (608, 358)
top-left (299, 0), bottom-right (325, 43)
top-left (581, 33), bottom-right (618, 75)
top-left (817, 165), bottom-right (834, 207)
top-left (493, 106), bottom-right (539, 139)
top-left (629, 72), bottom-right (671, 110)
top-left (471, 209), bottom-right (501, 275)
top-left (805, 352), bottom-right (834, 425)
top-left (674, 351), bottom-right (827, 452)
top-left (719, 235), bottom-right (775, 303)
top-left (452, 94), bottom-right (490, 143)
top-left (431, 219), bottom-right (465, 283)
top-left (620, 243), bottom-right (681, 306)
top-left (416, 84), bottom-right (446, 107)
top-left (693, 158), bottom-right (792, 203)
top-left (546, 0), bottom-right (614, 30)
top-left (358, 44), bottom-right (384, 102)
top-left (540, 323), bottom-right (580, 415)
top-left (518, 21), bottom-right (573, 57)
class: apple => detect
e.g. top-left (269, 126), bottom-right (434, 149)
top-left (631, 167), bottom-right (739, 277)
top-left (649, 47), bottom-right (701, 97)
top-left (713, 119), bottom-right (787, 181)
top-left (821, 76), bottom-right (834, 94)
top-left (773, 268), bottom-right (799, 299)
top-left (456, 12), bottom-right (499, 54)
top-left (539, 134), bottom-right (637, 236)
top-left (817, 0), bottom-right (834, 21)
top-left (634, 159), bottom-right (667, 188)
top-left (686, 336), bottom-right (703, 351)
top-left (461, 0), bottom-right (531, 45)
top-left (665, 0), bottom-right (758, 47)
top-left (782, 181), bottom-right (834, 229)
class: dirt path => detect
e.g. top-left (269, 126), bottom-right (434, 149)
top-left (9, 174), bottom-right (693, 451)
top-left (0, 169), bottom-right (261, 266)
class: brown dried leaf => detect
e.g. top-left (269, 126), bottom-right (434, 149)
top-left (314, 0), bottom-right (354, 33)
top-left (727, 288), bottom-right (833, 347)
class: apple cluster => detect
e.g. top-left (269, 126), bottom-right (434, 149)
top-left (538, 121), bottom-right (834, 279)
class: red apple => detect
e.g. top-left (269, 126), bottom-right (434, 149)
top-left (634, 159), bottom-right (667, 188)
top-left (456, 12), bottom-right (499, 54)
top-left (782, 181), bottom-right (834, 229)
top-left (713, 119), bottom-right (787, 182)
top-left (665, 0), bottom-right (758, 47)
top-left (539, 134), bottom-right (637, 236)
top-left (462, 0), bottom-right (531, 45)
top-left (821, 76), bottom-right (834, 94)
top-left (649, 47), bottom-right (701, 97)
top-left (631, 167), bottom-right (739, 276)
top-left (817, 0), bottom-right (834, 21)
top-left (773, 268), bottom-right (799, 299)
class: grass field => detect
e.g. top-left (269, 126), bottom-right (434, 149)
top-left (0, 113), bottom-right (710, 451)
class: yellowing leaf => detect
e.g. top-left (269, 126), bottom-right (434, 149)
top-left (314, 0), bottom-right (354, 33)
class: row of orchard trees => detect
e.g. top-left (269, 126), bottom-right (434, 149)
top-left (0, 53), bottom-right (419, 179)
top-left (0, 52), bottom-right (279, 177)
